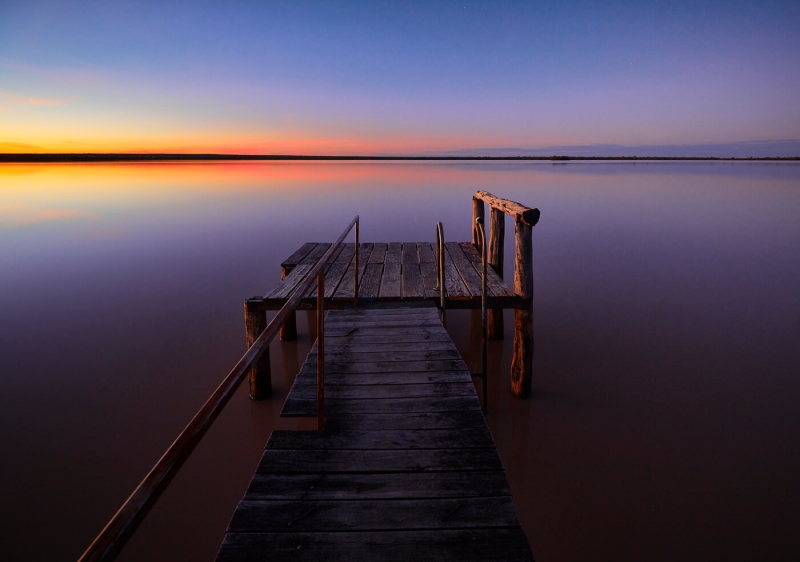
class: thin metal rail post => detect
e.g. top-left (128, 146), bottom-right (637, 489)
top-left (435, 222), bottom-right (446, 327)
top-left (476, 217), bottom-right (489, 414)
top-left (354, 217), bottom-right (359, 305)
top-left (317, 270), bottom-right (325, 431)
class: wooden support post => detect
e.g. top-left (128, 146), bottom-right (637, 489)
top-left (488, 206), bottom-right (505, 339)
top-left (244, 300), bottom-right (272, 399)
top-left (279, 266), bottom-right (297, 341)
top-left (472, 197), bottom-right (485, 253)
top-left (511, 220), bottom-right (533, 398)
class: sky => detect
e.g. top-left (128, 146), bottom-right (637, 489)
top-left (1, 0), bottom-right (799, 156)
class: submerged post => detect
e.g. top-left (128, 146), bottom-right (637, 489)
top-left (244, 299), bottom-right (271, 399)
top-left (511, 220), bottom-right (533, 397)
top-left (487, 206), bottom-right (505, 339)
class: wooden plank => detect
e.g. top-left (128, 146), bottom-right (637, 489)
top-left (227, 496), bottom-right (519, 532)
top-left (256, 447), bottom-right (502, 473)
top-left (267, 428), bottom-right (495, 450)
top-left (325, 331), bottom-right (452, 343)
top-left (446, 242), bottom-right (484, 297)
top-left (297, 359), bottom-right (469, 374)
top-left (368, 243), bottom-right (387, 264)
top-left (459, 242), bottom-right (515, 298)
top-left (358, 263), bottom-right (383, 299)
top-left (417, 242), bottom-right (435, 264)
top-left (223, 304), bottom-right (532, 561)
top-left (334, 243), bottom-right (356, 264)
top-left (401, 242), bottom-right (419, 263)
top-left (285, 382), bottom-right (477, 401)
top-left (323, 411), bottom-right (489, 431)
top-left (323, 318), bottom-right (442, 329)
top-left (308, 262), bottom-right (349, 298)
top-left (385, 242), bottom-right (402, 263)
top-left (217, 528), bottom-right (534, 561)
top-left (281, 395), bottom-right (482, 416)
top-left (379, 262), bottom-right (401, 299)
top-left (292, 371), bottom-right (473, 387)
top-left (441, 243), bottom-right (471, 298)
top-left (281, 242), bottom-right (318, 268)
top-left (331, 307), bottom-right (439, 319)
top-left (265, 243), bottom-right (331, 299)
top-left (333, 243), bottom-right (372, 300)
top-left (310, 341), bottom-right (456, 353)
top-left (326, 310), bottom-right (439, 322)
top-left (419, 262), bottom-right (440, 298)
top-left (303, 348), bottom-right (462, 363)
top-left (263, 263), bottom-right (310, 299)
top-left (343, 301), bottom-right (436, 310)
top-left (243, 470), bottom-right (511, 500)
top-left (402, 262), bottom-right (425, 299)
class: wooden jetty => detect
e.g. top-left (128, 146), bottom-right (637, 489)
top-left (246, 190), bottom-right (540, 398)
top-left (218, 303), bottom-right (533, 560)
top-left (78, 191), bottom-right (539, 561)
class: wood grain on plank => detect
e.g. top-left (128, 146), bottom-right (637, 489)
top-left (281, 242), bottom-right (318, 268)
top-left (266, 428), bottom-right (495, 450)
top-left (255, 447), bottom-right (502, 474)
top-left (243, 470), bottom-right (511, 501)
top-left (323, 410), bottom-right (489, 431)
top-left (227, 496), bottom-right (519, 532)
top-left (281, 395), bottom-right (482, 416)
top-left (217, 528), bottom-right (533, 562)
top-left (285, 382), bottom-right (477, 401)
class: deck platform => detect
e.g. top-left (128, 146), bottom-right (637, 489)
top-left (248, 242), bottom-right (529, 311)
top-left (217, 304), bottom-right (533, 561)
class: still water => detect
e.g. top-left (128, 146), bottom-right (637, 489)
top-left (1, 161), bottom-right (799, 560)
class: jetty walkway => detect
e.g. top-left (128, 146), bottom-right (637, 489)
top-left (78, 191), bottom-right (539, 562)
top-left (217, 303), bottom-right (533, 560)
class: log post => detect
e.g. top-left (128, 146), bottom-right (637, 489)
top-left (511, 220), bottom-right (533, 398)
top-left (472, 197), bottom-right (485, 253)
top-left (487, 206), bottom-right (505, 339)
top-left (279, 266), bottom-right (297, 341)
top-left (244, 299), bottom-right (272, 399)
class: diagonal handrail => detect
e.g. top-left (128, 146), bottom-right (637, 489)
top-left (79, 215), bottom-right (359, 562)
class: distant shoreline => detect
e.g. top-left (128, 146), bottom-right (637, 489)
top-left (1, 153), bottom-right (798, 163)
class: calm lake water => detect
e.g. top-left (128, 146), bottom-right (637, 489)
top-left (1, 161), bottom-right (799, 560)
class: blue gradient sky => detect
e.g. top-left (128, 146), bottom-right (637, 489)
top-left (1, 1), bottom-right (798, 155)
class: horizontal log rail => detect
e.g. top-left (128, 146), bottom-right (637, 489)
top-left (471, 191), bottom-right (538, 398)
top-left (78, 216), bottom-right (359, 562)
top-left (474, 190), bottom-right (540, 227)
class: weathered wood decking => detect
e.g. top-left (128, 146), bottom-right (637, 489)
top-left (217, 304), bottom-right (533, 561)
top-left (250, 242), bottom-right (528, 310)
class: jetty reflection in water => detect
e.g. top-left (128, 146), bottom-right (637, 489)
top-left (1, 161), bottom-right (798, 560)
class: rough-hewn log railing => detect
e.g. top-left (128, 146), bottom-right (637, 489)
top-left (472, 191), bottom-right (540, 397)
top-left (78, 216), bottom-right (359, 562)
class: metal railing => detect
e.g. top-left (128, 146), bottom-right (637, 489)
top-left (435, 221), bottom-right (446, 327)
top-left (434, 220), bottom-right (489, 414)
top-left (79, 216), bottom-right (359, 562)
top-left (474, 217), bottom-right (489, 414)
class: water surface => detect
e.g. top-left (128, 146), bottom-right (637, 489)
top-left (1, 161), bottom-right (799, 560)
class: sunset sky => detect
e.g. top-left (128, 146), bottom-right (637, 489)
top-left (1, 1), bottom-right (798, 155)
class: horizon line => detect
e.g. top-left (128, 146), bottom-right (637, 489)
top-left (1, 153), bottom-right (799, 163)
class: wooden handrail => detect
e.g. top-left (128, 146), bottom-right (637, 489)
top-left (474, 190), bottom-right (540, 227)
top-left (79, 216), bottom-right (359, 562)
